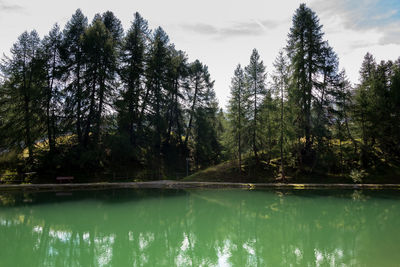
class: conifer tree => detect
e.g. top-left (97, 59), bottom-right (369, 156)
top-left (62, 9), bottom-right (88, 145)
top-left (353, 52), bottom-right (376, 167)
top-left (164, 49), bottom-right (188, 146)
top-left (184, 60), bottom-right (214, 147)
top-left (193, 86), bottom-right (221, 168)
top-left (286, 3), bottom-right (337, 167)
top-left (81, 18), bottom-right (115, 147)
top-left (143, 27), bottom-right (171, 176)
top-left (244, 49), bottom-right (266, 159)
top-left (42, 24), bottom-right (63, 153)
top-left (227, 64), bottom-right (246, 171)
top-left (331, 70), bottom-right (355, 172)
top-left (0, 31), bottom-right (43, 162)
top-left (118, 12), bottom-right (150, 145)
top-left (271, 50), bottom-right (289, 179)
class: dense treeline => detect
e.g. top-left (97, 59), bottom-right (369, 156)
top-left (226, 4), bottom-right (400, 182)
top-left (1, 4), bottom-right (399, 183)
top-left (0, 10), bottom-right (222, 181)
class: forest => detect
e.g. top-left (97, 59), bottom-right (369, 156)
top-left (0, 4), bottom-right (399, 183)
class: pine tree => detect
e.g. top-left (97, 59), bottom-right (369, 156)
top-left (41, 23), bottom-right (63, 153)
top-left (331, 70), bottom-right (355, 172)
top-left (227, 64), bottom-right (246, 171)
top-left (271, 50), bottom-right (289, 179)
top-left (286, 3), bottom-right (336, 167)
top-left (0, 31), bottom-right (44, 162)
top-left (81, 18), bottom-right (115, 147)
top-left (118, 12), bottom-right (150, 145)
top-left (353, 52), bottom-right (376, 167)
top-left (244, 49), bottom-right (266, 159)
top-left (193, 73), bottom-right (220, 168)
top-left (143, 27), bottom-right (171, 176)
top-left (61, 9), bottom-right (88, 145)
top-left (164, 49), bottom-right (188, 146)
top-left (184, 60), bottom-right (213, 147)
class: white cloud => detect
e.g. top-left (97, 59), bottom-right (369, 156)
top-left (180, 19), bottom-right (280, 40)
top-left (0, 1), bottom-right (24, 12)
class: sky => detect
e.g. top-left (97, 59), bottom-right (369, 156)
top-left (1, 0), bottom-right (400, 108)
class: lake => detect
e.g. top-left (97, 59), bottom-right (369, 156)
top-left (0, 188), bottom-right (399, 266)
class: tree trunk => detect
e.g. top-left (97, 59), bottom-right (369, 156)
top-left (24, 92), bottom-right (33, 161)
top-left (280, 79), bottom-right (285, 180)
top-left (238, 81), bottom-right (242, 173)
top-left (360, 108), bottom-right (368, 168)
top-left (184, 78), bottom-right (199, 147)
top-left (47, 45), bottom-right (57, 153)
top-left (23, 50), bottom-right (33, 162)
top-left (76, 60), bottom-right (82, 145)
top-left (83, 67), bottom-right (97, 147)
top-left (94, 73), bottom-right (105, 146)
top-left (128, 82), bottom-right (135, 145)
top-left (305, 27), bottom-right (313, 154)
top-left (253, 72), bottom-right (258, 159)
top-left (137, 80), bottom-right (151, 132)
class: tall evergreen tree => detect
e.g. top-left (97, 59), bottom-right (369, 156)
top-left (286, 3), bottom-right (336, 167)
top-left (271, 50), bottom-right (289, 179)
top-left (227, 64), bottom-right (246, 171)
top-left (0, 31), bottom-right (43, 162)
top-left (41, 24), bottom-right (63, 153)
top-left (144, 27), bottom-right (171, 176)
top-left (184, 60), bottom-right (214, 148)
top-left (118, 12), bottom-right (150, 145)
top-left (81, 18), bottom-right (115, 147)
top-left (331, 70), bottom-right (355, 172)
top-left (193, 86), bottom-right (221, 168)
top-left (244, 49), bottom-right (266, 159)
top-left (62, 9), bottom-right (88, 145)
top-left (164, 49), bottom-right (188, 146)
top-left (353, 52), bottom-right (376, 167)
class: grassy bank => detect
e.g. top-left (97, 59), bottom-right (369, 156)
top-left (184, 157), bottom-right (400, 184)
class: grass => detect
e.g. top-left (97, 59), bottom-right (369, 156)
top-left (183, 150), bottom-right (400, 184)
top-left (183, 160), bottom-right (245, 182)
top-left (183, 157), bottom-right (278, 183)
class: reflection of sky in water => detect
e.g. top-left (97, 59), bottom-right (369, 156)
top-left (0, 189), bottom-right (399, 266)
top-left (217, 240), bottom-right (232, 267)
top-left (49, 229), bottom-right (71, 242)
top-left (96, 235), bottom-right (114, 267)
top-left (10, 225), bottom-right (351, 267)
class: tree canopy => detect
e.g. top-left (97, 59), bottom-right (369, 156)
top-left (1, 5), bottom-right (399, 183)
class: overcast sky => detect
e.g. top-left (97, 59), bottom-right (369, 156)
top-left (1, 0), bottom-right (399, 108)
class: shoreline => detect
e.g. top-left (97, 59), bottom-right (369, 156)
top-left (1, 180), bottom-right (400, 191)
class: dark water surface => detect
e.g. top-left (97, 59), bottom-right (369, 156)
top-left (0, 188), bottom-right (399, 266)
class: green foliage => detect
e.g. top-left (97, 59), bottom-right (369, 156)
top-left (0, 5), bottom-right (399, 183)
top-left (226, 64), bottom-right (246, 168)
top-left (0, 9), bottom-right (224, 181)
top-left (286, 3), bottom-right (339, 167)
top-left (222, 3), bottom-right (400, 182)
top-left (350, 169), bottom-right (367, 184)
top-left (353, 54), bottom-right (400, 167)
top-left (0, 30), bottom-right (45, 162)
top-left (117, 12), bottom-right (150, 145)
top-left (244, 49), bottom-right (267, 158)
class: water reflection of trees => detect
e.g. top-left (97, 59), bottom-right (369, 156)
top-left (0, 189), bottom-right (399, 266)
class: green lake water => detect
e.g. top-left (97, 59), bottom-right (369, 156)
top-left (0, 188), bottom-right (399, 266)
